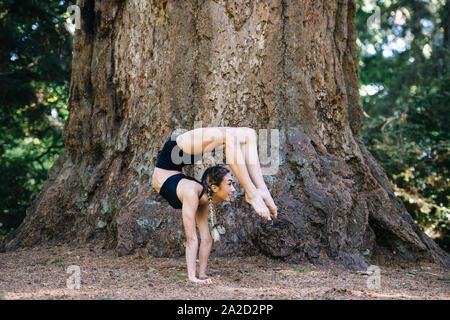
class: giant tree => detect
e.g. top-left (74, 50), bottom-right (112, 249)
top-left (2, 0), bottom-right (448, 270)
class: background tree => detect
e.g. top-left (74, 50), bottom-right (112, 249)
top-left (0, 0), bottom-right (72, 239)
top-left (356, 0), bottom-right (449, 251)
top-left (1, 0), bottom-right (448, 270)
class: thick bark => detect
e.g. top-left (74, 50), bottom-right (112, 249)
top-left (2, 0), bottom-right (448, 270)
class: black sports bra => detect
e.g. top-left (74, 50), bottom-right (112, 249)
top-left (155, 137), bottom-right (203, 171)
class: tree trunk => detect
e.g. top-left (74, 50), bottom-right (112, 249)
top-left (2, 0), bottom-right (448, 270)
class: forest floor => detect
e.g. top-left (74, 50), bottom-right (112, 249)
top-left (0, 244), bottom-right (448, 300)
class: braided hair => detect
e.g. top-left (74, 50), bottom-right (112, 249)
top-left (201, 165), bottom-right (230, 241)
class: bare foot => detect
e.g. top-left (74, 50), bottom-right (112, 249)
top-left (189, 277), bottom-right (212, 284)
top-left (257, 189), bottom-right (278, 219)
top-left (245, 193), bottom-right (271, 221)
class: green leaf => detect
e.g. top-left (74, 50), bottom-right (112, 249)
top-left (293, 267), bottom-right (308, 274)
top-left (48, 258), bottom-right (67, 267)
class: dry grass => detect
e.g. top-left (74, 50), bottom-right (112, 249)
top-left (0, 244), bottom-right (448, 300)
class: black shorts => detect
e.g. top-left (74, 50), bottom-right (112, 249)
top-left (159, 174), bottom-right (205, 209)
top-left (155, 137), bottom-right (203, 171)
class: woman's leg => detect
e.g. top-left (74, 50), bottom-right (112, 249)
top-left (176, 127), bottom-right (225, 155)
top-left (177, 127), bottom-right (272, 220)
top-left (240, 128), bottom-right (278, 219)
top-left (224, 130), bottom-right (272, 220)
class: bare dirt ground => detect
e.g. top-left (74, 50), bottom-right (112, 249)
top-left (0, 244), bottom-right (448, 300)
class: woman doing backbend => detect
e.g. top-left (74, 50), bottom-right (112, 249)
top-left (152, 127), bottom-right (278, 284)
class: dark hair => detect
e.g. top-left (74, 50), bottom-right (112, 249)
top-left (201, 165), bottom-right (230, 241)
top-left (201, 165), bottom-right (230, 197)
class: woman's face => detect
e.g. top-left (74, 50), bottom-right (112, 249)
top-left (213, 173), bottom-right (236, 202)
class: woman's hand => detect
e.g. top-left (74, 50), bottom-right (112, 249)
top-left (189, 277), bottom-right (212, 284)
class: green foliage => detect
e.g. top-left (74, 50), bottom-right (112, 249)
top-left (293, 267), bottom-right (308, 274)
top-left (48, 258), bottom-right (67, 267)
top-left (0, 0), bottom-right (72, 237)
top-left (356, 0), bottom-right (449, 251)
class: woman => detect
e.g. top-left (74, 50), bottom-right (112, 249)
top-left (152, 127), bottom-right (278, 284)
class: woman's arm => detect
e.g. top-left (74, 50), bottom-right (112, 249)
top-left (195, 202), bottom-right (213, 279)
top-left (181, 190), bottom-right (212, 284)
